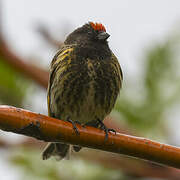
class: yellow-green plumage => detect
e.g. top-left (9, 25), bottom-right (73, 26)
top-left (42, 22), bottom-right (123, 160)
top-left (48, 45), bottom-right (122, 124)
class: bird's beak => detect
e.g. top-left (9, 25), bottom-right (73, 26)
top-left (97, 32), bottom-right (110, 40)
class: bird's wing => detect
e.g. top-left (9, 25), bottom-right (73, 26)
top-left (47, 45), bottom-right (74, 116)
top-left (111, 53), bottom-right (123, 89)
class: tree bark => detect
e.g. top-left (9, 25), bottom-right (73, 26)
top-left (0, 105), bottom-right (180, 169)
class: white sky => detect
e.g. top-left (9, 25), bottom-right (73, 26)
top-left (3, 0), bottom-right (180, 75)
top-left (1, 1), bottom-right (180, 179)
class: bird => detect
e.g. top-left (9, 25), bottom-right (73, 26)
top-left (42, 22), bottom-right (123, 160)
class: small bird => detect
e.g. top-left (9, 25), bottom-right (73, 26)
top-left (42, 22), bottom-right (123, 160)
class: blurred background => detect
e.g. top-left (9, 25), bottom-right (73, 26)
top-left (0, 0), bottom-right (180, 179)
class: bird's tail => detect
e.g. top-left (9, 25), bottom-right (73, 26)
top-left (42, 142), bottom-right (70, 160)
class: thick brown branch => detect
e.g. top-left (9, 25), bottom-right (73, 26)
top-left (0, 138), bottom-right (179, 179)
top-left (0, 38), bottom-right (49, 88)
top-left (0, 2), bottom-right (48, 88)
top-left (0, 105), bottom-right (180, 169)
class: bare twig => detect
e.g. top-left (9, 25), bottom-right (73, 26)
top-left (0, 1), bottom-right (48, 88)
top-left (0, 38), bottom-right (49, 88)
top-left (37, 24), bottom-right (62, 48)
top-left (0, 105), bottom-right (180, 169)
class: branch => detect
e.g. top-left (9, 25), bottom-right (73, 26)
top-left (36, 24), bottom-right (62, 48)
top-left (0, 106), bottom-right (180, 169)
top-left (0, 138), bottom-right (179, 179)
top-left (0, 2), bottom-right (48, 88)
top-left (0, 38), bottom-right (49, 88)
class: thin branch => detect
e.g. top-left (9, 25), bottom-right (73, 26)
top-left (0, 105), bottom-right (180, 169)
top-left (0, 2), bottom-right (48, 88)
top-left (36, 24), bottom-right (62, 48)
top-left (0, 38), bottom-right (49, 88)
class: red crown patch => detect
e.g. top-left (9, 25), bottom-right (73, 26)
top-left (89, 22), bottom-right (106, 32)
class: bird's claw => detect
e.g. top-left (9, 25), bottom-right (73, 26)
top-left (97, 119), bottom-right (116, 141)
top-left (67, 118), bottom-right (80, 135)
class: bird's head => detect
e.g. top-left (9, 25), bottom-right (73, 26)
top-left (64, 22), bottom-right (110, 45)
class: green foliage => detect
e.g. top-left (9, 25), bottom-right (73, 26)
top-left (0, 57), bottom-right (30, 107)
top-left (11, 149), bottom-right (61, 180)
top-left (10, 148), bottom-right (122, 180)
top-left (114, 40), bottom-right (180, 135)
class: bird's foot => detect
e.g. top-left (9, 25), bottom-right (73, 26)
top-left (67, 118), bottom-right (80, 135)
top-left (97, 119), bottom-right (116, 141)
